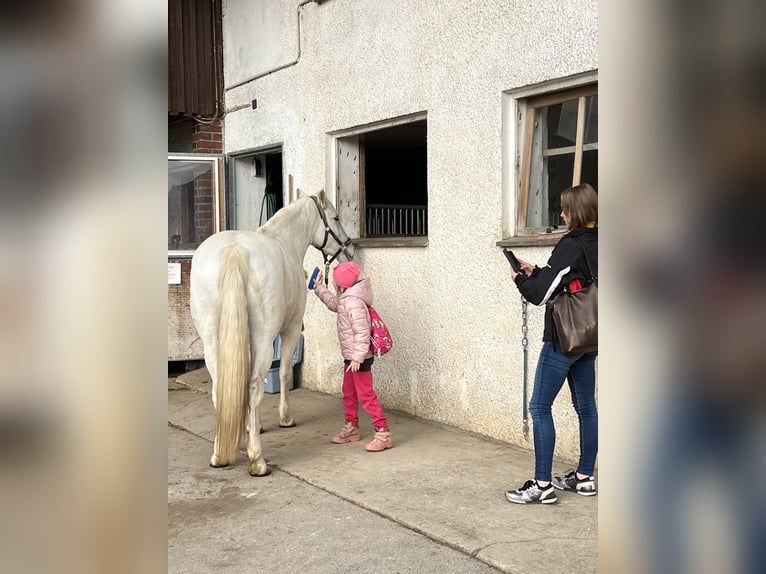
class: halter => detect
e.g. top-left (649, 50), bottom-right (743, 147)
top-left (310, 195), bottom-right (353, 284)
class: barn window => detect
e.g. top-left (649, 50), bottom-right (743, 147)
top-left (168, 155), bottom-right (224, 254)
top-left (501, 74), bottom-right (598, 241)
top-left (332, 113), bottom-right (428, 244)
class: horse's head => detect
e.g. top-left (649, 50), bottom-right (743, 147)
top-left (310, 190), bottom-right (355, 263)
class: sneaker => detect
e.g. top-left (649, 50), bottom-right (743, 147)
top-left (505, 479), bottom-right (558, 504)
top-left (331, 421), bottom-right (361, 444)
top-left (364, 428), bottom-right (393, 452)
top-left (551, 470), bottom-right (597, 496)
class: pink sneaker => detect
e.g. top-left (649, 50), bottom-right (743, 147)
top-left (332, 421), bottom-right (361, 444)
top-left (364, 429), bottom-right (393, 452)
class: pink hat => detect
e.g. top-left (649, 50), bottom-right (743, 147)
top-left (333, 261), bottom-right (361, 288)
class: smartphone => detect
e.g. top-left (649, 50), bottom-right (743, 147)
top-left (503, 249), bottom-right (522, 273)
top-left (308, 267), bottom-right (320, 289)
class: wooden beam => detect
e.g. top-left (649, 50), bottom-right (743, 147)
top-left (517, 106), bottom-right (536, 230)
top-left (572, 96), bottom-right (586, 185)
top-left (359, 141), bottom-right (366, 236)
top-left (526, 84), bottom-right (597, 110)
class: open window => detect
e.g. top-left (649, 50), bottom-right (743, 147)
top-left (332, 113), bottom-right (428, 243)
top-left (511, 82), bottom-right (598, 237)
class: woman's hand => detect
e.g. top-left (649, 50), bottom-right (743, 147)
top-left (511, 258), bottom-right (534, 281)
top-left (519, 259), bottom-right (535, 276)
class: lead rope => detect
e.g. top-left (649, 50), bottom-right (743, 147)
top-left (521, 296), bottom-right (530, 440)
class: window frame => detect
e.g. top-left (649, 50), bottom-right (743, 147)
top-left (501, 72), bottom-right (598, 244)
top-left (326, 112), bottom-right (429, 247)
top-left (168, 153), bottom-right (225, 257)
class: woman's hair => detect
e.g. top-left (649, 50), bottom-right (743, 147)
top-left (560, 183), bottom-right (598, 229)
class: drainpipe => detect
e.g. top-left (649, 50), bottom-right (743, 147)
top-left (225, 0), bottom-right (330, 92)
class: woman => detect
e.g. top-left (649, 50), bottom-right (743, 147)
top-left (505, 183), bottom-right (598, 504)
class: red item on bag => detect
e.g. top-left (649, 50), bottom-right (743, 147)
top-left (568, 278), bottom-right (583, 292)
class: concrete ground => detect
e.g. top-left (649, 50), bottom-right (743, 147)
top-left (168, 369), bottom-right (597, 574)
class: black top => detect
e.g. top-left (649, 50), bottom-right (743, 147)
top-left (514, 227), bottom-right (598, 344)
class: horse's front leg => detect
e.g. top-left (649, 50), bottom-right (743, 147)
top-left (246, 357), bottom-right (272, 476)
top-left (278, 362), bottom-right (296, 428)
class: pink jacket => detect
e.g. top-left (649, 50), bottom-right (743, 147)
top-left (315, 278), bottom-right (373, 363)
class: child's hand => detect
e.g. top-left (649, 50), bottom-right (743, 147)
top-left (315, 271), bottom-right (324, 286)
top-left (345, 360), bottom-right (360, 372)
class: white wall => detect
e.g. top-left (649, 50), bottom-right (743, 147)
top-left (222, 0), bottom-right (598, 461)
top-left (223, 0), bottom-right (290, 88)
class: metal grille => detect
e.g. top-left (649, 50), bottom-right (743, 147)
top-left (365, 204), bottom-right (427, 237)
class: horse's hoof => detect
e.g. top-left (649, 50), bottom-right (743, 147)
top-left (279, 420), bottom-right (296, 428)
top-left (209, 456), bottom-right (229, 468)
top-left (248, 461), bottom-right (271, 477)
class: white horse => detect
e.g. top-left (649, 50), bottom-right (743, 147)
top-left (190, 191), bottom-right (354, 476)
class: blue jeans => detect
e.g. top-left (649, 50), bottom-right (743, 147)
top-left (529, 342), bottom-right (598, 482)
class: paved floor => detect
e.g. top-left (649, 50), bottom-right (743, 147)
top-left (168, 369), bottom-right (597, 573)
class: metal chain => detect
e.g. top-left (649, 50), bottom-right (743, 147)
top-left (521, 297), bottom-right (530, 440)
top-left (521, 297), bottom-right (529, 349)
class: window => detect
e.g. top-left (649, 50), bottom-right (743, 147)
top-left (332, 114), bottom-right (428, 242)
top-left (515, 83), bottom-right (598, 235)
top-left (168, 155), bottom-right (224, 254)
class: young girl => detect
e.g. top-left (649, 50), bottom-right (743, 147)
top-left (312, 261), bottom-right (393, 452)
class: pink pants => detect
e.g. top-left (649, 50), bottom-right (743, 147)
top-left (342, 368), bottom-right (388, 430)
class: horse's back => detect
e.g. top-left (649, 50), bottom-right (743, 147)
top-left (190, 230), bottom-right (305, 334)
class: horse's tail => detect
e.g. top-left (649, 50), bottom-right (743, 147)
top-left (214, 244), bottom-right (251, 465)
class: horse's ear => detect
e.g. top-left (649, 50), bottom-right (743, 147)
top-left (296, 188), bottom-right (302, 199)
top-left (317, 189), bottom-right (326, 204)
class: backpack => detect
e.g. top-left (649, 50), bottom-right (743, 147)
top-left (367, 305), bottom-right (393, 357)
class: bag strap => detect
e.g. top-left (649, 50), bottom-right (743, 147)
top-left (573, 236), bottom-right (597, 283)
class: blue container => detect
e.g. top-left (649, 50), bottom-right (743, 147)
top-left (264, 366), bottom-right (294, 394)
top-left (272, 334), bottom-right (304, 365)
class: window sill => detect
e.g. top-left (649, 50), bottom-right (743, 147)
top-left (353, 237), bottom-right (428, 248)
top-left (496, 234), bottom-right (566, 248)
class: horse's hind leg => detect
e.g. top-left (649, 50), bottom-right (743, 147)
top-left (239, 416), bottom-right (248, 451)
top-left (246, 340), bottom-right (273, 476)
top-left (239, 406), bottom-right (263, 453)
top-left (277, 327), bottom-right (301, 427)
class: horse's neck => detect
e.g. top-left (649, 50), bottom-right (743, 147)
top-left (260, 200), bottom-right (315, 261)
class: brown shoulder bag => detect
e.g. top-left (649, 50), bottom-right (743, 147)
top-left (550, 237), bottom-right (597, 355)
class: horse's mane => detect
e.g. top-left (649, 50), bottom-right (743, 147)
top-left (258, 192), bottom-right (325, 233)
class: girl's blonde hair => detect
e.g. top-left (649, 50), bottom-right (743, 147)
top-left (561, 183), bottom-right (598, 230)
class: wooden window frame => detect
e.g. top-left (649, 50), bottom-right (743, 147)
top-left (516, 84), bottom-right (598, 235)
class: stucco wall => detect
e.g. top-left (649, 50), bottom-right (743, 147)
top-left (222, 0), bottom-right (598, 461)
